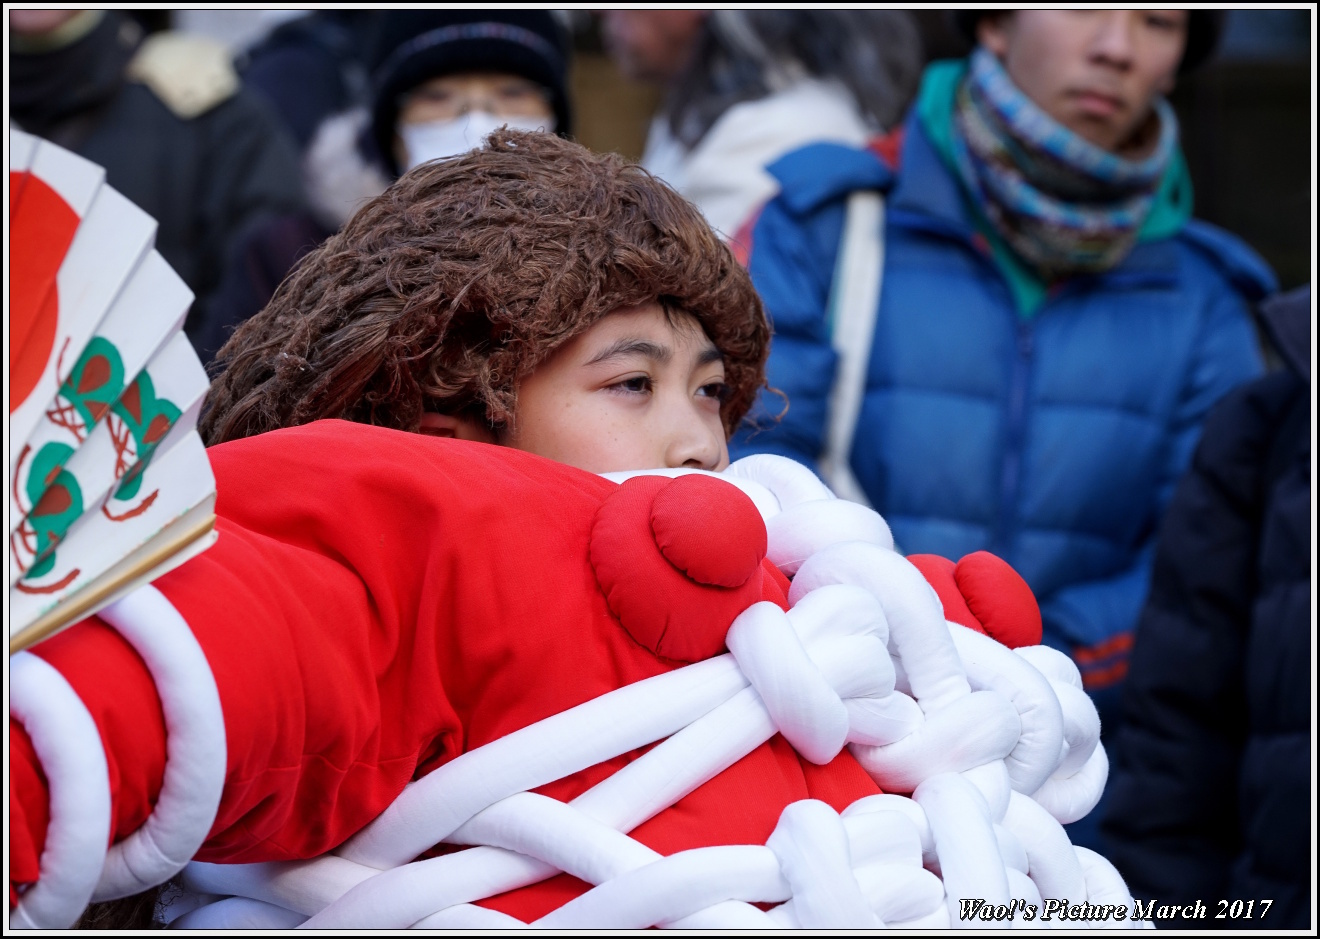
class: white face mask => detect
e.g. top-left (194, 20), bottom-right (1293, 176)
top-left (399, 111), bottom-right (551, 171)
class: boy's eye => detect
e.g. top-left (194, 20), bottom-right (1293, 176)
top-left (611, 375), bottom-right (653, 395)
top-left (697, 381), bottom-right (730, 403)
top-left (1143, 12), bottom-right (1185, 32)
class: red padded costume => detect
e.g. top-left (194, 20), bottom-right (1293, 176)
top-left (9, 420), bottom-right (1041, 921)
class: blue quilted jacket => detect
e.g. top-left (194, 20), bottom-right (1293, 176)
top-left (732, 104), bottom-right (1274, 726)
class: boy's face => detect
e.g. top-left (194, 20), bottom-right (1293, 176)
top-left (979, 10), bottom-right (1187, 153)
top-left (496, 303), bottom-right (731, 474)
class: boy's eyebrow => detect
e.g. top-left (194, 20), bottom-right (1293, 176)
top-left (584, 339), bottom-right (673, 366)
top-left (584, 338), bottom-right (725, 368)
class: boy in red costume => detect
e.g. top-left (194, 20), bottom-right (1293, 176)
top-left (11, 132), bottom-right (1062, 929)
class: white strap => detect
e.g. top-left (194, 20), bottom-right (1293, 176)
top-left (93, 585), bottom-right (227, 900)
top-left (9, 652), bottom-right (112, 929)
top-left (821, 189), bottom-right (885, 506)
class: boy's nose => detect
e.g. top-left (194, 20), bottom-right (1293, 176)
top-left (663, 407), bottom-right (725, 471)
top-left (1089, 11), bottom-right (1137, 69)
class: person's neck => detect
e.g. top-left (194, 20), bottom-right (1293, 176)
top-left (1114, 108), bottom-right (1165, 161)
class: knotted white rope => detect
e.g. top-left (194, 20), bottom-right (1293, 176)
top-left (15, 455), bottom-right (1139, 930)
top-left (168, 457), bottom-right (1134, 929)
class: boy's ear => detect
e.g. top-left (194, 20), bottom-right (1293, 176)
top-left (976, 12), bottom-right (1013, 56)
top-left (418, 412), bottom-right (499, 444)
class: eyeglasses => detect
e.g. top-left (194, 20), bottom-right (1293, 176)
top-left (398, 74), bottom-right (554, 126)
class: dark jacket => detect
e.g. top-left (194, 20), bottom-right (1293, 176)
top-left (237, 11), bottom-right (376, 153)
top-left (204, 108), bottom-right (391, 361)
top-left (10, 12), bottom-right (307, 363)
top-left (1102, 286), bottom-right (1311, 928)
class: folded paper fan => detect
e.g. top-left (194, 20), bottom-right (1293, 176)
top-left (8, 129), bottom-right (217, 653)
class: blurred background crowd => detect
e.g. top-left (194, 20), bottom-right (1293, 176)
top-left (8, 8), bottom-right (1313, 930)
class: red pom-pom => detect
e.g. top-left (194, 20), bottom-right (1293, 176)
top-left (907, 552), bottom-right (1042, 649)
top-left (591, 475), bottom-right (766, 663)
top-left (651, 474), bottom-right (766, 588)
top-left (953, 551), bottom-right (1042, 649)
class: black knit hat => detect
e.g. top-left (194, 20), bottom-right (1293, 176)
top-left (368, 10), bottom-right (572, 174)
top-left (949, 10), bottom-right (1225, 74)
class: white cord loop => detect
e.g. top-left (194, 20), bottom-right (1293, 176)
top-left (9, 652), bottom-right (112, 929)
top-left (93, 585), bottom-right (226, 900)
top-left (10, 585), bottom-right (227, 928)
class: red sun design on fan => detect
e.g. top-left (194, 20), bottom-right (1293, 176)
top-left (10, 170), bottom-right (80, 412)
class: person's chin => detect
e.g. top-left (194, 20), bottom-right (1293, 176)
top-left (1058, 93), bottom-right (1132, 150)
top-left (1056, 112), bottom-right (1124, 152)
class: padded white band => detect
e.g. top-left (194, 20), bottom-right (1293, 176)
top-left (9, 651), bottom-right (112, 929)
top-left (92, 584), bottom-right (227, 900)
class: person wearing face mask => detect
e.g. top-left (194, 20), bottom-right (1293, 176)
top-left (731, 11), bottom-right (1277, 852)
top-left (366, 11), bottom-right (570, 175)
top-left (203, 10), bottom-right (572, 364)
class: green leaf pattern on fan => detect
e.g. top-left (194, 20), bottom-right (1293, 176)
top-left (23, 442), bottom-right (83, 579)
top-left (59, 336), bottom-right (126, 431)
top-left (20, 339), bottom-right (182, 579)
top-left (110, 371), bottom-right (182, 501)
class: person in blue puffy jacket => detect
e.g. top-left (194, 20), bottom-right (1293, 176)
top-left (732, 10), bottom-right (1276, 847)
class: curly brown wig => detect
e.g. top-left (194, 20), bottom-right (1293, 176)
top-left (201, 130), bottom-right (769, 446)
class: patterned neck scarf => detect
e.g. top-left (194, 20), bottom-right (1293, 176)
top-left (951, 47), bottom-right (1177, 279)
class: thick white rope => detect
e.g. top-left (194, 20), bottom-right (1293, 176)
top-left (14, 453), bottom-right (1135, 929)
top-left (92, 585), bottom-right (226, 900)
top-left (9, 652), bottom-right (112, 929)
top-left (10, 585), bottom-right (226, 928)
top-left (337, 655), bottom-right (750, 868)
top-left (173, 458), bottom-right (1132, 929)
top-left (293, 578), bottom-right (903, 928)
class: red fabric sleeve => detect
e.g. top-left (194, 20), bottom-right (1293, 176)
top-left (10, 421), bottom-right (656, 880)
top-left (9, 618), bottom-right (168, 910)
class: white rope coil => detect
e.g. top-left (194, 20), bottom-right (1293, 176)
top-left (9, 652), bottom-right (112, 929)
top-left (10, 585), bottom-right (227, 928)
top-left (168, 456), bottom-right (1140, 929)
top-left (93, 585), bottom-right (227, 900)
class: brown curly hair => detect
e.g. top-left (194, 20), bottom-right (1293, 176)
top-left (201, 130), bottom-right (769, 446)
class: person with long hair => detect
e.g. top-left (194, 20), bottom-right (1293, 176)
top-left (602, 10), bottom-right (923, 238)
